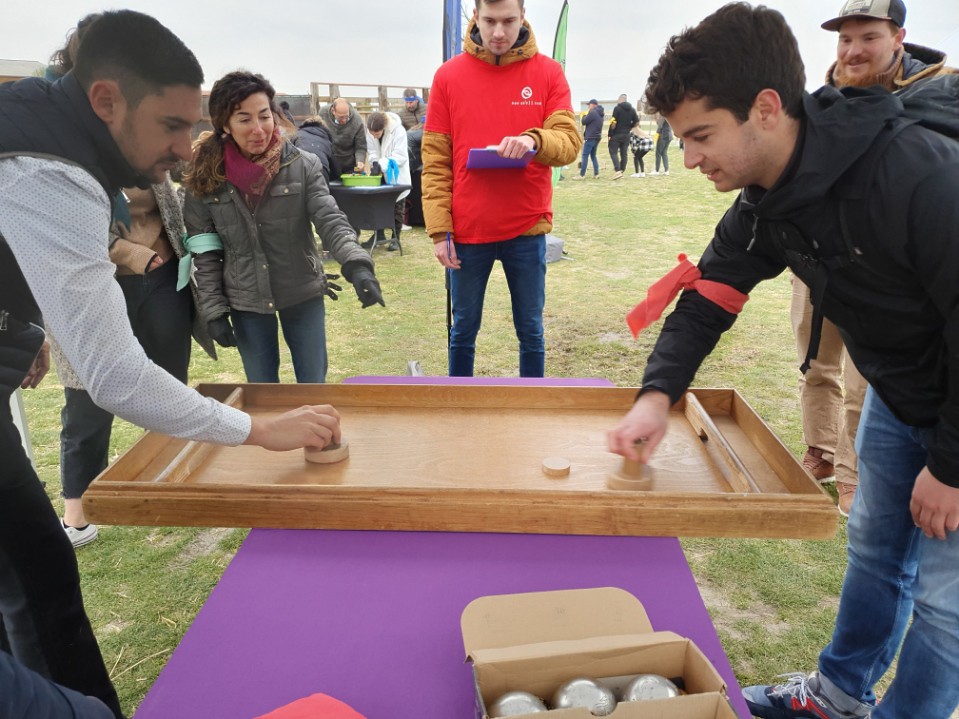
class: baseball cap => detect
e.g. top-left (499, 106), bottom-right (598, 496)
top-left (821, 0), bottom-right (906, 31)
top-left (588, 98), bottom-right (598, 104)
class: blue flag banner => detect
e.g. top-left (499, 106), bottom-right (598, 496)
top-left (443, 0), bottom-right (464, 62)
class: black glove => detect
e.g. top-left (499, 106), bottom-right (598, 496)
top-left (207, 315), bottom-right (237, 347)
top-left (348, 266), bottom-right (385, 308)
top-left (369, 161), bottom-right (382, 176)
top-left (324, 273), bottom-right (343, 301)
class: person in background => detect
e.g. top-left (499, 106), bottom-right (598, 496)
top-left (650, 114), bottom-right (672, 175)
top-left (321, 97), bottom-right (367, 174)
top-left (793, 0), bottom-right (956, 516)
top-left (279, 100), bottom-right (295, 124)
top-left (398, 87), bottom-right (428, 131)
top-left (608, 93), bottom-right (639, 180)
top-left (1, 12), bottom-right (344, 718)
top-left (292, 116), bottom-right (339, 183)
top-left (364, 111), bottom-right (411, 252)
top-left (574, 98), bottom-right (603, 179)
top-left (628, 124), bottom-right (653, 177)
top-left (184, 71), bottom-right (384, 384)
top-left (422, 0), bottom-right (581, 378)
top-left (608, 4), bottom-right (959, 718)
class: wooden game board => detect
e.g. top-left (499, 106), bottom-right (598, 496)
top-left (83, 384), bottom-right (837, 539)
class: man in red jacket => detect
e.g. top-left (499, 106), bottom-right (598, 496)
top-left (422, 0), bottom-right (581, 377)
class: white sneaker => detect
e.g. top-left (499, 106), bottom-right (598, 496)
top-left (572, 175), bottom-right (585, 181)
top-left (629, 173), bottom-right (642, 178)
top-left (63, 522), bottom-right (98, 548)
top-left (613, 171), bottom-right (624, 180)
top-left (664, 171), bottom-right (670, 175)
top-left (401, 224), bottom-right (412, 231)
top-left (649, 171), bottom-right (659, 175)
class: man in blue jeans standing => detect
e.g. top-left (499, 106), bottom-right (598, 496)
top-left (574, 99), bottom-right (603, 179)
top-left (607, 3), bottom-right (959, 718)
top-left (422, 0), bottom-right (581, 377)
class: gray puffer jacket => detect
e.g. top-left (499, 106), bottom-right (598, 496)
top-left (184, 143), bottom-right (373, 323)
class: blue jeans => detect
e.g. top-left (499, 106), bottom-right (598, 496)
top-left (232, 295), bottom-right (327, 383)
top-left (449, 235), bottom-right (546, 377)
top-left (818, 387), bottom-right (959, 718)
top-left (580, 138), bottom-right (599, 176)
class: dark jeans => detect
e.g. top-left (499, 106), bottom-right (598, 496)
top-left (608, 136), bottom-right (629, 172)
top-left (655, 137), bottom-right (670, 172)
top-left (448, 235), bottom-right (546, 377)
top-left (580, 138), bottom-right (599, 176)
top-left (60, 260), bottom-right (191, 499)
top-left (1, 650), bottom-right (113, 718)
top-left (0, 395), bottom-right (123, 717)
top-left (633, 150), bottom-right (649, 174)
top-left (232, 295), bottom-right (328, 383)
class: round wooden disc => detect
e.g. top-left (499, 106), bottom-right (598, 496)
top-left (542, 456), bottom-right (571, 478)
top-left (305, 440), bottom-right (350, 464)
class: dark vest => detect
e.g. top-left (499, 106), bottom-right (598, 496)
top-left (0, 73), bottom-right (144, 326)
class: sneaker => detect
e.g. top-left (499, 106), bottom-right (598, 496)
top-left (386, 240), bottom-right (400, 252)
top-left (63, 521), bottom-right (98, 548)
top-left (664, 170), bottom-right (670, 175)
top-left (629, 173), bottom-right (642, 178)
top-left (572, 175), bottom-right (585, 181)
top-left (613, 171), bottom-right (624, 180)
top-left (649, 171), bottom-right (659, 175)
top-left (743, 672), bottom-right (867, 719)
top-left (401, 224), bottom-right (412, 231)
top-left (360, 234), bottom-right (376, 250)
top-left (802, 447), bottom-right (835, 483)
top-left (837, 481), bottom-right (856, 517)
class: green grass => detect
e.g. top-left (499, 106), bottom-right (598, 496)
top-left (21, 146), bottom-right (859, 715)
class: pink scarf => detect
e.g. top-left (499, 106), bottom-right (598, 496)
top-left (223, 129), bottom-right (283, 208)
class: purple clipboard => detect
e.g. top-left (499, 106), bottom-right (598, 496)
top-left (467, 147), bottom-right (536, 169)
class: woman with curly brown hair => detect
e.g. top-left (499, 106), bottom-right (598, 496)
top-left (183, 71), bottom-right (384, 383)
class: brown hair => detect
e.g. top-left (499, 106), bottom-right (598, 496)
top-left (474, 0), bottom-right (524, 8)
top-left (48, 13), bottom-right (101, 76)
top-left (184, 71), bottom-right (282, 197)
top-left (367, 112), bottom-right (387, 134)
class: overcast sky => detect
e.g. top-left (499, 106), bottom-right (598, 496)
top-left (4, 1), bottom-right (958, 105)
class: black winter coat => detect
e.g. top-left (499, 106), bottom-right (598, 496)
top-left (641, 84), bottom-right (959, 487)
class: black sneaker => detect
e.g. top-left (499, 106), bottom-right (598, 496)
top-left (386, 240), bottom-right (400, 252)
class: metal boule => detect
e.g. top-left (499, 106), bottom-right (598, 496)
top-left (551, 677), bottom-right (618, 716)
top-left (623, 673), bottom-right (681, 702)
top-left (488, 690), bottom-right (549, 716)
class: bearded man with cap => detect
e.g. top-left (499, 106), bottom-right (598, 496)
top-left (791, 0), bottom-right (957, 518)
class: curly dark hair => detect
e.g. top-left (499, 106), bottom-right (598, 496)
top-left (645, 3), bottom-right (805, 123)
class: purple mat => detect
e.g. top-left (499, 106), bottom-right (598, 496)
top-left (135, 530), bottom-right (747, 718)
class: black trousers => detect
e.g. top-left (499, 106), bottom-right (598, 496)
top-left (0, 394), bottom-right (123, 718)
top-left (608, 136), bottom-right (629, 172)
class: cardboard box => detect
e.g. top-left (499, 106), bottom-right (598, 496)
top-left (461, 587), bottom-right (740, 718)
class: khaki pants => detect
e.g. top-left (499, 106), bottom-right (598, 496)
top-left (790, 276), bottom-right (867, 486)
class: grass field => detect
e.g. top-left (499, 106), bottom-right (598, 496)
top-left (20, 145), bottom-right (861, 716)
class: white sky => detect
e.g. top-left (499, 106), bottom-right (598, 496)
top-left (3, 1), bottom-right (958, 104)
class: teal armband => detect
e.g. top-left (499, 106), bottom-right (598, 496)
top-left (177, 232), bottom-right (223, 291)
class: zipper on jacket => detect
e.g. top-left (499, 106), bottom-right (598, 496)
top-left (0, 310), bottom-right (8, 331)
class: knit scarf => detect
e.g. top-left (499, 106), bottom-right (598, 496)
top-left (223, 130), bottom-right (283, 208)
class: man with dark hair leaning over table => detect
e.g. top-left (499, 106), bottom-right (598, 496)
top-left (0, 11), bottom-right (342, 718)
top-left (606, 3), bottom-right (959, 718)
top-left (423, 0), bottom-right (581, 377)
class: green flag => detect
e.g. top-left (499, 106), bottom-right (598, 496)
top-left (552, 0), bottom-right (570, 186)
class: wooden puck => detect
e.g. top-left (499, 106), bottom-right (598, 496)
top-left (305, 440), bottom-right (350, 464)
top-left (542, 456), bottom-right (571, 477)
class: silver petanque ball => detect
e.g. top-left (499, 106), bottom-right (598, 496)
top-left (488, 690), bottom-right (549, 716)
top-left (623, 673), bottom-right (681, 702)
top-left (551, 677), bottom-right (618, 716)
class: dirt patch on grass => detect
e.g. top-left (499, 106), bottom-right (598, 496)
top-left (171, 527), bottom-right (233, 569)
top-left (696, 579), bottom-right (791, 641)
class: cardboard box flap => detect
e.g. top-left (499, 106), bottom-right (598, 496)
top-left (462, 587), bottom-right (653, 659)
top-left (470, 631), bottom-right (682, 666)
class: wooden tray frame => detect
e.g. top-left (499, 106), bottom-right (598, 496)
top-left (83, 384), bottom-right (837, 539)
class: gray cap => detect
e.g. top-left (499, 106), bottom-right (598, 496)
top-left (822, 0), bottom-right (906, 31)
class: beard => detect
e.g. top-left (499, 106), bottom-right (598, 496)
top-left (831, 47), bottom-right (903, 90)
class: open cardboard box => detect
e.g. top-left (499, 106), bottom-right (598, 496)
top-left (461, 588), bottom-right (740, 718)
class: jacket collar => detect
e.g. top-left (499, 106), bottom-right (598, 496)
top-left (464, 17), bottom-right (537, 66)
